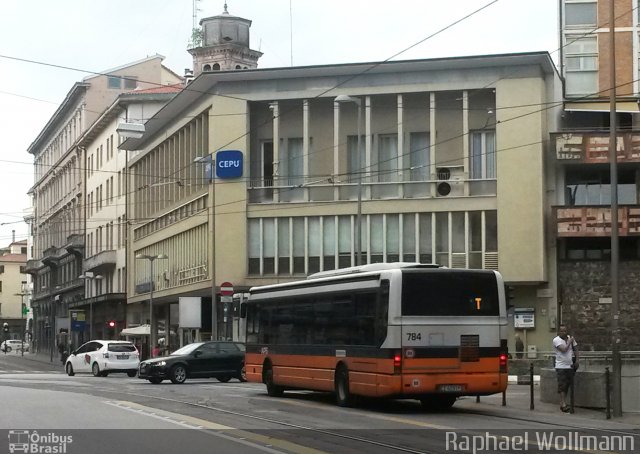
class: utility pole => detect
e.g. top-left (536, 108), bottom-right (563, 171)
top-left (608, 0), bottom-right (622, 418)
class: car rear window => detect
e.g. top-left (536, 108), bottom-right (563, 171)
top-left (107, 343), bottom-right (137, 352)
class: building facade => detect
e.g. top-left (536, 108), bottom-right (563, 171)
top-left (26, 55), bottom-right (182, 353)
top-left (556, 0), bottom-right (640, 350)
top-left (0, 239), bottom-right (28, 339)
top-left (122, 52), bottom-right (563, 352)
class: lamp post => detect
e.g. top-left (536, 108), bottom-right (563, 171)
top-left (136, 254), bottom-right (168, 358)
top-left (79, 271), bottom-right (103, 340)
top-left (335, 95), bottom-right (363, 265)
top-left (194, 155), bottom-right (218, 340)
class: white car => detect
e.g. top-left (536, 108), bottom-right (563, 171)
top-left (1, 339), bottom-right (28, 353)
top-left (65, 340), bottom-right (139, 377)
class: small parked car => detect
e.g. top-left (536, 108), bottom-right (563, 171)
top-left (138, 341), bottom-right (246, 384)
top-left (65, 340), bottom-right (139, 377)
top-left (1, 340), bottom-right (28, 353)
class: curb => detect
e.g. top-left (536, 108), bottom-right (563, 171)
top-left (508, 375), bottom-right (540, 385)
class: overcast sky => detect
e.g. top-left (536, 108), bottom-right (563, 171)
top-left (0, 0), bottom-right (558, 246)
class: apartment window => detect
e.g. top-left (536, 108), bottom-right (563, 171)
top-left (470, 130), bottom-right (496, 179)
top-left (377, 134), bottom-right (398, 182)
top-left (0, 265), bottom-right (4, 274)
top-left (565, 168), bottom-right (637, 205)
top-left (284, 138), bottom-right (303, 186)
top-left (20, 266), bottom-right (26, 274)
top-left (123, 76), bottom-right (138, 90)
top-left (409, 132), bottom-right (430, 181)
top-left (0, 281), bottom-right (2, 292)
top-left (261, 141), bottom-right (274, 187)
top-left (347, 135), bottom-right (366, 183)
top-left (565, 1), bottom-right (596, 27)
top-left (565, 36), bottom-right (598, 96)
top-left (108, 76), bottom-right (120, 89)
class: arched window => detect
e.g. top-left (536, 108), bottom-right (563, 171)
top-left (235, 65), bottom-right (241, 69)
top-left (203, 64), bottom-right (211, 71)
top-left (212, 63), bottom-right (220, 71)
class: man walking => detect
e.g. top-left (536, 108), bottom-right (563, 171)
top-left (553, 324), bottom-right (579, 412)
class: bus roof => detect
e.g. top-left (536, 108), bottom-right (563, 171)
top-left (306, 262), bottom-right (441, 280)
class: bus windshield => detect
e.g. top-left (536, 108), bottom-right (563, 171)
top-left (401, 270), bottom-right (499, 316)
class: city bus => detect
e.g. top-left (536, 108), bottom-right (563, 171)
top-left (243, 263), bottom-right (509, 409)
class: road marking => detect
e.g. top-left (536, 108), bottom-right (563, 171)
top-left (105, 400), bottom-right (328, 454)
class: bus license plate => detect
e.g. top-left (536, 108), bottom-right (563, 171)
top-left (116, 354), bottom-right (129, 360)
top-left (438, 384), bottom-right (463, 392)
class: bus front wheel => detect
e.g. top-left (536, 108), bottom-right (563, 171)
top-left (264, 367), bottom-right (284, 397)
top-left (335, 366), bottom-right (352, 407)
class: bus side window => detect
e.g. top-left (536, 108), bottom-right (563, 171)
top-left (375, 280), bottom-right (390, 346)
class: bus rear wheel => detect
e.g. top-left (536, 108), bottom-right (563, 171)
top-left (420, 395), bottom-right (456, 411)
top-left (264, 367), bottom-right (284, 397)
top-left (335, 366), bottom-right (352, 407)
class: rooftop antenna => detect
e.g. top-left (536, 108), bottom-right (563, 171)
top-left (289, 0), bottom-right (294, 66)
top-left (192, 0), bottom-right (202, 30)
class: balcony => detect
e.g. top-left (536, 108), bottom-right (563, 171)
top-left (84, 250), bottom-right (116, 272)
top-left (41, 246), bottom-right (59, 267)
top-left (555, 206), bottom-right (640, 237)
top-left (64, 234), bottom-right (84, 257)
top-left (25, 259), bottom-right (44, 275)
top-left (553, 131), bottom-right (640, 163)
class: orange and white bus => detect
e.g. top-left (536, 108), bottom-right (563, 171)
top-left (243, 263), bottom-right (508, 409)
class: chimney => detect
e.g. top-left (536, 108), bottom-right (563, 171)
top-left (12, 230), bottom-right (15, 243)
top-left (184, 68), bottom-right (194, 86)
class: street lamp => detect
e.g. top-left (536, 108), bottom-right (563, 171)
top-left (335, 95), bottom-right (363, 265)
top-left (194, 155), bottom-right (218, 340)
top-left (135, 253), bottom-right (168, 358)
top-left (79, 272), bottom-right (103, 340)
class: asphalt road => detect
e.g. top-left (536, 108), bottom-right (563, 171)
top-left (1, 353), bottom-right (638, 454)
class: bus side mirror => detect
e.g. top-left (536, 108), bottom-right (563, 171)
top-left (240, 302), bottom-right (247, 318)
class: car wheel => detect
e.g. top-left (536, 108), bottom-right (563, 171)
top-left (65, 363), bottom-right (75, 376)
top-left (5, 346), bottom-right (11, 353)
top-left (92, 362), bottom-right (102, 377)
top-left (335, 365), bottom-right (352, 407)
top-left (169, 364), bottom-right (187, 384)
top-left (148, 378), bottom-right (163, 384)
top-left (217, 376), bottom-right (231, 383)
top-left (238, 364), bottom-right (247, 382)
top-left (127, 370), bottom-right (137, 378)
top-left (264, 366), bottom-right (284, 397)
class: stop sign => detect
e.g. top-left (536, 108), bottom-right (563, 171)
top-left (220, 282), bottom-right (234, 296)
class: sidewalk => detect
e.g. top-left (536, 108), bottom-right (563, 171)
top-left (459, 384), bottom-right (640, 428)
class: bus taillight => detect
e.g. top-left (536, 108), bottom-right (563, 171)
top-left (393, 351), bottom-right (402, 373)
top-left (499, 353), bottom-right (508, 373)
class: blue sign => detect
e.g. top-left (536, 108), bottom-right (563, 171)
top-left (216, 150), bottom-right (243, 179)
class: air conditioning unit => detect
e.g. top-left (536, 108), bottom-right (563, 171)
top-left (436, 166), bottom-right (464, 197)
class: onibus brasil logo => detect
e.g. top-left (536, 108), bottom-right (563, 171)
top-left (8, 430), bottom-right (72, 453)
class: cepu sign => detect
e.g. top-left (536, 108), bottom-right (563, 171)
top-left (216, 150), bottom-right (243, 179)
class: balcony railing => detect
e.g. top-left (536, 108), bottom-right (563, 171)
top-left (555, 206), bottom-right (640, 237)
top-left (553, 131), bottom-right (640, 163)
top-left (84, 249), bottom-right (116, 272)
top-left (248, 178), bottom-right (497, 204)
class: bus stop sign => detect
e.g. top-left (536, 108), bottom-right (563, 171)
top-left (220, 282), bottom-right (234, 296)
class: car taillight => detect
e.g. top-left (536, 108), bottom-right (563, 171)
top-left (393, 351), bottom-right (402, 373)
top-left (499, 353), bottom-right (508, 373)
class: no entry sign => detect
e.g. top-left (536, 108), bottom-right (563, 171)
top-left (220, 282), bottom-right (234, 296)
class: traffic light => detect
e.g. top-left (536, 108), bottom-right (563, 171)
top-left (2, 323), bottom-right (8, 334)
top-left (106, 320), bottom-right (116, 339)
top-left (505, 285), bottom-right (516, 309)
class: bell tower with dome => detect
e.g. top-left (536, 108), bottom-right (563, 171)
top-left (188, 2), bottom-right (263, 76)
